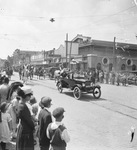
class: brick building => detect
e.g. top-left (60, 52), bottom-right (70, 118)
top-left (70, 34), bottom-right (137, 72)
top-left (12, 35), bottom-right (137, 73)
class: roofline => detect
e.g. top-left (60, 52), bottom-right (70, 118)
top-left (79, 39), bottom-right (137, 49)
top-left (72, 34), bottom-right (91, 42)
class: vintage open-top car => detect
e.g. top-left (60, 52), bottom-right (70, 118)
top-left (56, 74), bottom-right (101, 100)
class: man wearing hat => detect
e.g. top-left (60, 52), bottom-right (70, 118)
top-left (47, 107), bottom-right (70, 150)
top-left (38, 96), bottom-right (52, 150)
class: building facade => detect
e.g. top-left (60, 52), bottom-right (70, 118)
top-left (70, 34), bottom-right (137, 72)
top-left (13, 49), bottom-right (40, 68)
top-left (12, 35), bottom-right (137, 73)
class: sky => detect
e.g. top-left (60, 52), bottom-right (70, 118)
top-left (0, 0), bottom-right (137, 59)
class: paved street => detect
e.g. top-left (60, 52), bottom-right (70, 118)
top-left (9, 72), bottom-right (137, 150)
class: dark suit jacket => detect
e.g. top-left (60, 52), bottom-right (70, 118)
top-left (16, 102), bottom-right (35, 150)
top-left (38, 108), bottom-right (52, 148)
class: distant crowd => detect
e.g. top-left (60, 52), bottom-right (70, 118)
top-left (15, 63), bottom-right (137, 87)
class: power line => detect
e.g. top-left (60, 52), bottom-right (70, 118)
top-left (75, 6), bottom-right (135, 30)
top-left (94, 5), bottom-right (136, 24)
top-left (0, 5), bottom-right (136, 21)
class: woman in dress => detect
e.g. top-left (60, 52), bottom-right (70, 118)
top-left (0, 102), bottom-right (12, 150)
top-left (6, 82), bottom-right (23, 139)
top-left (16, 86), bottom-right (35, 150)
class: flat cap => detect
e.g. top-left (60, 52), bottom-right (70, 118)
top-left (52, 107), bottom-right (65, 118)
top-left (39, 96), bottom-right (52, 108)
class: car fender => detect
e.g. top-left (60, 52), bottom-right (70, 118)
top-left (94, 85), bottom-right (101, 89)
top-left (56, 80), bottom-right (61, 86)
top-left (72, 84), bottom-right (82, 90)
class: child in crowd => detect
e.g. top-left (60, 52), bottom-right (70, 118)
top-left (7, 96), bottom-right (21, 139)
top-left (31, 103), bottom-right (39, 145)
top-left (29, 95), bottom-right (37, 105)
top-left (29, 95), bottom-right (38, 145)
top-left (47, 107), bottom-right (70, 150)
top-left (0, 102), bottom-right (13, 150)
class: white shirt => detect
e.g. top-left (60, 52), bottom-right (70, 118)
top-left (47, 121), bottom-right (70, 143)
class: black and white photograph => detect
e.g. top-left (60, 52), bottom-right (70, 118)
top-left (0, 0), bottom-right (137, 150)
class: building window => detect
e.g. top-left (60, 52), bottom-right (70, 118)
top-left (83, 63), bottom-right (87, 71)
top-left (109, 63), bottom-right (113, 72)
top-left (132, 64), bottom-right (136, 71)
top-left (97, 63), bottom-right (101, 70)
top-left (121, 64), bottom-right (126, 70)
top-left (102, 57), bottom-right (109, 65)
top-left (126, 59), bottom-right (133, 66)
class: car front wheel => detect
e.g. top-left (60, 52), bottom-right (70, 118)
top-left (57, 82), bottom-right (63, 93)
top-left (73, 86), bottom-right (81, 100)
top-left (93, 87), bottom-right (101, 99)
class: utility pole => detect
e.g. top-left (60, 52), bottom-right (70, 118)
top-left (69, 41), bottom-right (72, 69)
top-left (66, 33), bottom-right (68, 68)
top-left (113, 37), bottom-right (116, 72)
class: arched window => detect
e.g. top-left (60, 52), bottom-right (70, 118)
top-left (121, 64), bottom-right (126, 70)
top-left (109, 63), bottom-right (113, 72)
top-left (97, 63), bottom-right (101, 70)
top-left (132, 64), bottom-right (136, 71)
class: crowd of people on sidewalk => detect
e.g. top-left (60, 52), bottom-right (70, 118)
top-left (0, 74), bottom-right (70, 150)
top-left (73, 69), bottom-right (130, 86)
top-left (16, 63), bottom-right (135, 87)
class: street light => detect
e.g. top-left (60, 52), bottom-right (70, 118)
top-left (116, 46), bottom-right (125, 52)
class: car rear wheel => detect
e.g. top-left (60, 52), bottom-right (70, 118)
top-left (73, 87), bottom-right (81, 100)
top-left (57, 82), bottom-right (63, 93)
top-left (93, 87), bottom-right (101, 99)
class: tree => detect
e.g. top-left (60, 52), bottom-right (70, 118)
top-left (4, 60), bottom-right (10, 69)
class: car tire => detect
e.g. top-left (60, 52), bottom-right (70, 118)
top-left (93, 87), bottom-right (101, 99)
top-left (73, 86), bottom-right (81, 100)
top-left (57, 82), bottom-right (63, 93)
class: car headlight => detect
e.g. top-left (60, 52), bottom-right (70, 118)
top-left (90, 82), bottom-right (94, 86)
top-left (82, 83), bottom-right (85, 87)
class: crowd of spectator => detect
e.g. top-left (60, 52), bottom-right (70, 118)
top-left (72, 68), bottom-right (133, 86)
top-left (0, 74), bottom-right (70, 150)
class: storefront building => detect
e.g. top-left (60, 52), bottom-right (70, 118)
top-left (12, 35), bottom-right (137, 73)
top-left (70, 34), bottom-right (137, 72)
top-left (13, 49), bottom-right (40, 68)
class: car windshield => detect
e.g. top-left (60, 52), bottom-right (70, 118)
top-left (73, 73), bottom-right (85, 79)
